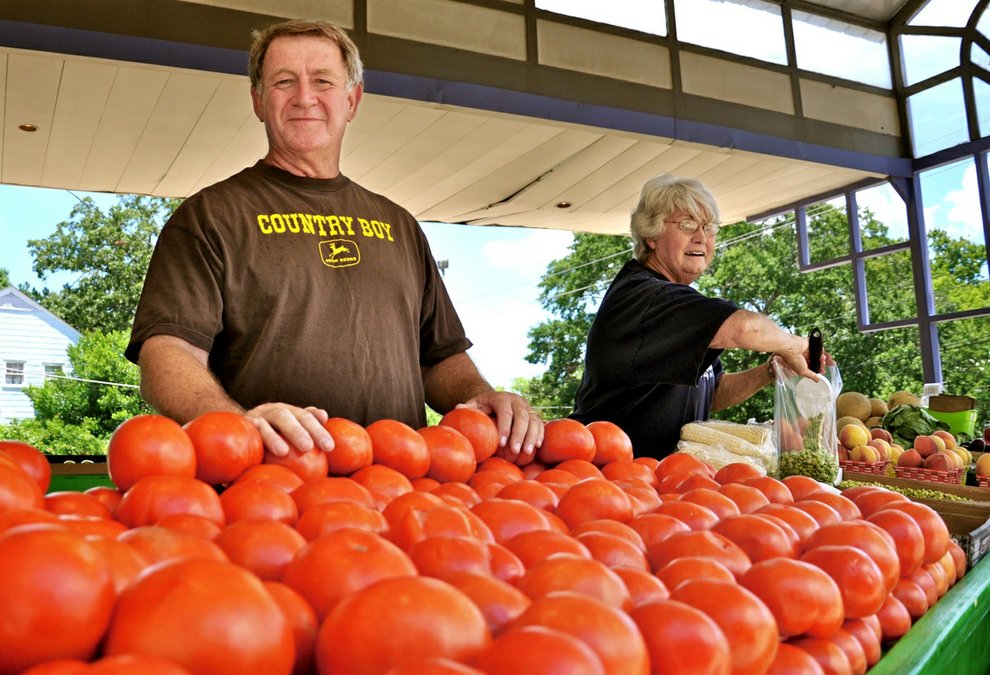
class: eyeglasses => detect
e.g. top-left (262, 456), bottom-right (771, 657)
top-left (665, 218), bottom-right (720, 237)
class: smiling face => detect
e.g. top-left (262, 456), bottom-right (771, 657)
top-left (643, 211), bottom-right (716, 284)
top-left (251, 34), bottom-right (362, 177)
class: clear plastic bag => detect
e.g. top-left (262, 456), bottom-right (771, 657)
top-left (773, 359), bottom-right (842, 484)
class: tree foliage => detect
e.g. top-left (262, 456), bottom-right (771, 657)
top-left (21, 330), bottom-right (151, 442)
top-left (522, 203), bottom-right (990, 430)
top-left (0, 267), bottom-right (9, 288)
top-left (24, 195), bottom-right (179, 332)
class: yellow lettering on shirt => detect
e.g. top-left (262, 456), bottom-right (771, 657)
top-left (254, 213), bottom-right (394, 243)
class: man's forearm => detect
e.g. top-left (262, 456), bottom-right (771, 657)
top-left (712, 364), bottom-right (773, 412)
top-left (138, 335), bottom-right (242, 424)
top-left (421, 352), bottom-right (494, 413)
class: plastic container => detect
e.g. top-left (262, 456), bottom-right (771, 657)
top-left (926, 408), bottom-right (979, 437)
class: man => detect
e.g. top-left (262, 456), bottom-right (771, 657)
top-left (126, 19), bottom-right (542, 460)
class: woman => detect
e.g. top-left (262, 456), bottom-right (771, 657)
top-left (570, 175), bottom-right (818, 458)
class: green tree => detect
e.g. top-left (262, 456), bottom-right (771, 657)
top-left (22, 330), bottom-right (151, 440)
top-left (521, 233), bottom-right (631, 417)
top-left (24, 195), bottom-right (180, 332)
top-left (0, 267), bottom-right (9, 288)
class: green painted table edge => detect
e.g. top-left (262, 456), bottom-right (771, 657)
top-left (870, 556), bottom-right (990, 675)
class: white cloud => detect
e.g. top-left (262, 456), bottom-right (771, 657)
top-left (481, 229), bottom-right (573, 277)
top-left (939, 163), bottom-right (984, 241)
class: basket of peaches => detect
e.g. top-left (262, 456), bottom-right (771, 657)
top-left (894, 430), bottom-right (970, 484)
top-left (836, 422), bottom-right (897, 475)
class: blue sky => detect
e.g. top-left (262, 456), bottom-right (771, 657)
top-left (0, 184), bottom-right (573, 391)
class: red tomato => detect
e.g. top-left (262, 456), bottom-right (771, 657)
top-left (107, 414), bottom-right (196, 491)
top-left (118, 525), bottom-right (228, 567)
top-left (264, 581), bottom-right (319, 675)
top-left (865, 508), bottom-right (926, 577)
top-left (474, 625), bottom-right (604, 675)
top-left (367, 419), bottom-right (431, 479)
top-left (0, 454), bottom-right (45, 515)
top-left (538, 419), bottom-right (596, 464)
top-left (515, 554), bottom-right (631, 610)
top-left (104, 558), bottom-right (294, 675)
top-left (317, 575), bottom-right (491, 674)
top-left (44, 491), bottom-right (113, 519)
top-left (183, 411), bottom-right (263, 485)
top-left (323, 417), bottom-right (374, 475)
top-left (84, 485), bottom-right (124, 513)
top-left (439, 407), bottom-right (500, 462)
top-left (630, 599), bottom-right (732, 675)
top-left (803, 521), bottom-right (900, 594)
top-left (586, 420), bottom-right (634, 465)
top-left (877, 500), bottom-right (950, 565)
top-left (419, 425), bottom-right (477, 483)
top-left (0, 526), bottom-right (115, 671)
top-left (647, 530), bottom-right (752, 578)
top-left (219, 480), bottom-right (298, 525)
top-left (263, 436), bottom-right (329, 482)
top-left (444, 571), bottom-right (531, 636)
top-left (114, 475), bottom-right (225, 529)
top-left (0, 440), bottom-right (51, 492)
top-left (555, 479), bottom-right (634, 529)
top-left (214, 519), bottom-right (307, 581)
top-left (740, 557), bottom-right (844, 638)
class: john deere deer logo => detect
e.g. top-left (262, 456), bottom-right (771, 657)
top-left (320, 238), bottom-right (360, 268)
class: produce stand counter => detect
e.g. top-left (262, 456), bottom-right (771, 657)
top-left (44, 458), bottom-right (990, 674)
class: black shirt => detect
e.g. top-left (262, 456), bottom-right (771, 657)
top-left (571, 259), bottom-right (739, 458)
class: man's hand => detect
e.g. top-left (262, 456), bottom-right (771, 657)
top-left (244, 403), bottom-right (334, 457)
top-left (459, 392), bottom-right (543, 464)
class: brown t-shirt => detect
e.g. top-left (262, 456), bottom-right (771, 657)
top-left (126, 161), bottom-right (471, 427)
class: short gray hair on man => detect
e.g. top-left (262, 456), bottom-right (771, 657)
top-left (249, 18), bottom-right (364, 92)
top-left (629, 175), bottom-right (720, 262)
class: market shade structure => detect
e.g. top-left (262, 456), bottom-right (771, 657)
top-left (0, 0), bottom-right (914, 233)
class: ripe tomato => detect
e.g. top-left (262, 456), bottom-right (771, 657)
top-left (0, 526), bottom-right (115, 672)
top-left (84, 485), bottom-right (124, 513)
top-left (801, 544), bottom-right (887, 619)
top-left (263, 435), bottom-right (329, 482)
top-left (84, 653), bottom-right (196, 674)
top-left (842, 617), bottom-right (882, 667)
top-left (877, 500), bottom-right (950, 565)
top-left (575, 531), bottom-right (650, 571)
top-left (230, 463), bottom-right (303, 493)
top-left (865, 508), bottom-right (925, 577)
top-left (440, 408), bottom-right (500, 462)
top-left (496, 479), bottom-right (559, 512)
top-left (717, 483), bottom-right (771, 513)
top-left (655, 453), bottom-right (715, 481)
top-left (290, 476), bottom-right (377, 514)
top-left (431, 481), bottom-right (481, 507)
top-left (503, 529), bottom-right (591, 568)
top-left (781, 474), bottom-right (831, 501)
top-left (766, 643), bottom-right (828, 674)
top-left (711, 514), bottom-right (799, 562)
top-left (478, 456), bottom-right (526, 480)
top-left (0, 507), bottom-right (58, 535)
top-left (419, 425), bottom-right (477, 483)
top-left (742, 476), bottom-right (794, 504)
top-left (714, 462), bottom-right (765, 485)
top-left (803, 521), bottom-right (900, 593)
top-left (509, 591), bottom-right (649, 675)
top-left (655, 556), bottom-right (735, 592)
top-left (77, 536), bottom-right (150, 595)
top-left (218, 480), bottom-right (298, 525)
top-left (572, 519), bottom-right (646, 551)
top-left (470, 498), bottom-right (552, 544)
top-left (264, 581), bottom-right (318, 675)
top-left (44, 491), bottom-right (113, 519)
top-left (444, 571), bottom-right (531, 636)
top-left (104, 558), bottom-right (294, 675)
top-left (679, 488), bottom-right (742, 520)
top-left (0, 455), bottom-right (45, 515)
top-left (107, 414), bottom-right (196, 491)
top-left (787, 637), bottom-right (852, 675)
top-left (653, 500), bottom-right (720, 531)
top-left (740, 558), bottom-right (843, 638)
top-left (876, 594), bottom-right (912, 641)
top-left (830, 627), bottom-right (867, 675)
top-left (630, 599), bottom-right (732, 675)
top-left (281, 528), bottom-right (417, 620)
top-left (647, 530), bottom-right (752, 578)
top-left (627, 513), bottom-right (691, 550)
top-left (213, 519), bottom-right (307, 581)
top-left (538, 418), bottom-right (596, 464)
top-left (407, 535), bottom-right (494, 580)
top-left (350, 463), bottom-right (414, 501)
top-left (801, 492), bottom-right (862, 521)
top-left (0, 440), bottom-right (51, 492)
top-left (474, 625), bottom-right (605, 675)
top-left (670, 579), bottom-right (779, 675)
top-left (556, 479), bottom-right (634, 529)
top-left (792, 499), bottom-right (843, 528)
top-left (849, 487), bottom-right (909, 517)
top-left (295, 501), bottom-right (388, 540)
top-left (586, 420), bottom-right (634, 466)
top-left (155, 513), bottom-right (223, 539)
top-left (323, 417), bottom-right (374, 475)
top-left (613, 566), bottom-right (670, 608)
top-left (183, 411), bottom-right (264, 485)
top-left (114, 475), bottom-right (225, 528)
top-left (317, 575), bottom-right (491, 674)
top-left (118, 525), bottom-right (228, 566)
top-left (755, 503), bottom-right (820, 545)
top-left (366, 419), bottom-right (430, 479)
top-left (516, 554), bottom-right (631, 609)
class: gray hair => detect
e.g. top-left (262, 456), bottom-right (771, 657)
top-left (630, 175), bottom-right (720, 262)
top-left (249, 19), bottom-right (364, 92)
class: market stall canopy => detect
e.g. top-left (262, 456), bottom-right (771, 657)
top-left (0, 0), bottom-right (919, 233)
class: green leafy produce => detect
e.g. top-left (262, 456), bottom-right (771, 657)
top-left (880, 404), bottom-right (949, 448)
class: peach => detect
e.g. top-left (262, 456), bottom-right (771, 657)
top-left (870, 428), bottom-right (894, 444)
top-left (851, 445), bottom-right (881, 463)
top-left (929, 435), bottom-right (946, 453)
top-left (931, 430), bottom-right (956, 450)
top-left (838, 446), bottom-right (850, 461)
top-left (923, 452), bottom-right (955, 471)
top-left (888, 444), bottom-right (905, 462)
top-left (914, 436), bottom-right (939, 458)
top-left (839, 425), bottom-right (871, 451)
top-left (867, 439), bottom-right (891, 461)
top-left (976, 453), bottom-right (990, 477)
top-left (897, 449), bottom-right (923, 468)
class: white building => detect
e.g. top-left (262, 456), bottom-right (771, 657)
top-left (0, 286), bottom-right (80, 424)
